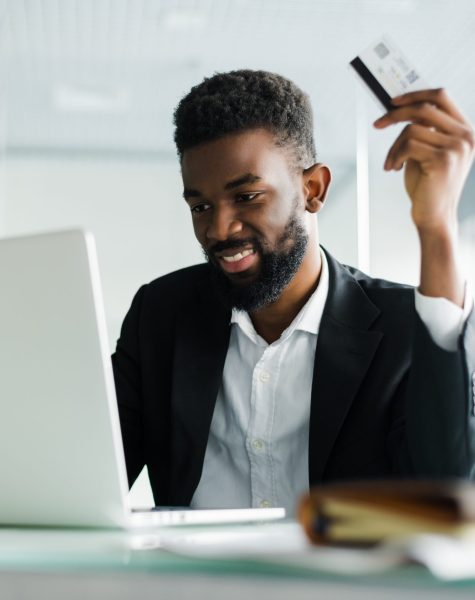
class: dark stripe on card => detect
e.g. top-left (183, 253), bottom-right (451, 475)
top-left (350, 56), bottom-right (393, 111)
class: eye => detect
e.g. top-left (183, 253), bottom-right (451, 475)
top-left (236, 192), bottom-right (260, 202)
top-left (190, 203), bottom-right (211, 214)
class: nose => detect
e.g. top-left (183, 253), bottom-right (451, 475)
top-left (206, 204), bottom-right (242, 241)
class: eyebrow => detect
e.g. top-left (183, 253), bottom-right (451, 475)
top-left (182, 173), bottom-right (263, 200)
top-left (224, 173), bottom-right (263, 190)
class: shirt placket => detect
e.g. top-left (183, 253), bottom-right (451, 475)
top-left (247, 344), bottom-right (277, 509)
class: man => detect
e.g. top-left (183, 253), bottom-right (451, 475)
top-left (112, 70), bottom-right (475, 515)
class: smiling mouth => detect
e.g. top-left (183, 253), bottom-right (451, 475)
top-left (215, 248), bottom-right (258, 274)
top-left (221, 248), bottom-right (255, 263)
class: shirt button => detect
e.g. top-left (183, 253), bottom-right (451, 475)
top-left (252, 439), bottom-right (265, 451)
top-left (260, 500), bottom-right (272, 508)
top-left (259, 370), bottom-right (270, 382)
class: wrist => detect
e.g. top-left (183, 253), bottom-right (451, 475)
top-left (415, 218), bottom-right (458, 243)
top-left (418, 227), bottom-right (464, 307)
top-left (411, 199), bottom-right (458, 236)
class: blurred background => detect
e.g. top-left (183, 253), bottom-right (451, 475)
top-left (0, 0), bottom-right (473, 506)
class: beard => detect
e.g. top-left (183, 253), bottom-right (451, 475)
top-left (205, 214), bottom-right (309, 312)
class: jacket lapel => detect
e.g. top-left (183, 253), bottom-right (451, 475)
top-left (309, 251), bottom-right (383, 484)
top-left (170, 271), bottom-right (231, 504)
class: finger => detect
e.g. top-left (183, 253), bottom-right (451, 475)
top-left (374, 102), bottom-right (469, 137)
top-left (387, 139), bottom-right (445, 172)
top-left (391, 88), bottom-right (467, 124)
top-left (384, 124), bottom-right (453, 170)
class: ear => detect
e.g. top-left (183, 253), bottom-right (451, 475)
top-left (302, 163), bottom-right (331, 214)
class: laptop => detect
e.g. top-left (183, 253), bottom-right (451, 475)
top-left (0, 229), bottom-right (285, 529)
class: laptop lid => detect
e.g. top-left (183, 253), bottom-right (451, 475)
top-left (0, 229), bottom-right (130, 527)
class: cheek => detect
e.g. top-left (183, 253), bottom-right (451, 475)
top-left (190, 223), bottom-right (205, 249)
top-left (256, 195), bottom-right (297, 233)
top-left (190, 216), bottom-right (205, 240)
top-left (263, 208), bottom-right (289, 231)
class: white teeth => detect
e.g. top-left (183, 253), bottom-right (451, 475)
top-left (222, 249), bottom-right (254, 263)
top-left (223, 253), bottom-right (243, 263)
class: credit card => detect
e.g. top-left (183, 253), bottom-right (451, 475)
top-left (350, 36), bottom-right (429, 110)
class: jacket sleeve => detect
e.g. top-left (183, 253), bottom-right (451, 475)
top-left (111, 285), bottom-right (147, 488)
top-left (403, 306), bottom-right (475, 479)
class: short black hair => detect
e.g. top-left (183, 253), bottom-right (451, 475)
top-left (173, 69), bottom-right (316, 169)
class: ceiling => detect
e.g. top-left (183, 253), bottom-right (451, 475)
top-left (2, 0), bottom-right (475, 165)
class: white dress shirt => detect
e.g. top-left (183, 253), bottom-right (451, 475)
top-left (415, 282), bottom-right (473, 351)
top-left (190, 250), bottom-right (472, 514)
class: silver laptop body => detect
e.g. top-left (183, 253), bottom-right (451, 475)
top-left (0, 230), bottom-right (284, 528)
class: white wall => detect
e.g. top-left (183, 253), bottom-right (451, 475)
top-left (4, 157), bottom-right (203, 345)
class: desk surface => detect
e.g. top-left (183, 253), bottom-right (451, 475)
top-left (1, 523), bottom-right (475, 600)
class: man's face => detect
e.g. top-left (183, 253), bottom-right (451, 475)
top-left (181, 128), bottom-right (309, 311)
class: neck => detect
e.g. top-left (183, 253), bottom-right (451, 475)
top-left (250, 241), bottom-right (322, 344)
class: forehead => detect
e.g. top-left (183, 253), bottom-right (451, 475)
top-left (180, 128), bottom-right (294, 188)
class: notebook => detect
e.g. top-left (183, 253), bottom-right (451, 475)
top-left (298, 479), bottom-right (475, 545)
top-left (0, 229), bottom-right (285, 529)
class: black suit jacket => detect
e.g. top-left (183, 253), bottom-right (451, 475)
top-left (112, 250), bottom-right (475, 506)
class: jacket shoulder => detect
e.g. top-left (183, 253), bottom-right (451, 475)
top-left (145, 262), bottom-right (212, 303)
top-left (124, 263), bottom-right (213, 322)
top-left (343, 263), bottom-right (415, 315)
top-left (147, 263), bottom-right (211, 294)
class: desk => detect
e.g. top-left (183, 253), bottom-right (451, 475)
top-left (1, 524), bottom-right (475, 600)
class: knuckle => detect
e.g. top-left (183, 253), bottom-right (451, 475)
top-left (415, 102), bottom-right (432, 116)
top-left (438, 150), bottom-right (455, 168)
top-left (453, 130), bottom-right (475, 157)
top-left (462, 128), bottom-right (475, 149)
top-left (452, 139), bottom-right (465, 154)
top-left (434, 87), bottom-right (447, 100)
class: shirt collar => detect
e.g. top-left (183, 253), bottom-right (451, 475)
top-left (230, 247), bottom-right (329, 344)
top-left (295, 247), bottom-right (329, 335)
